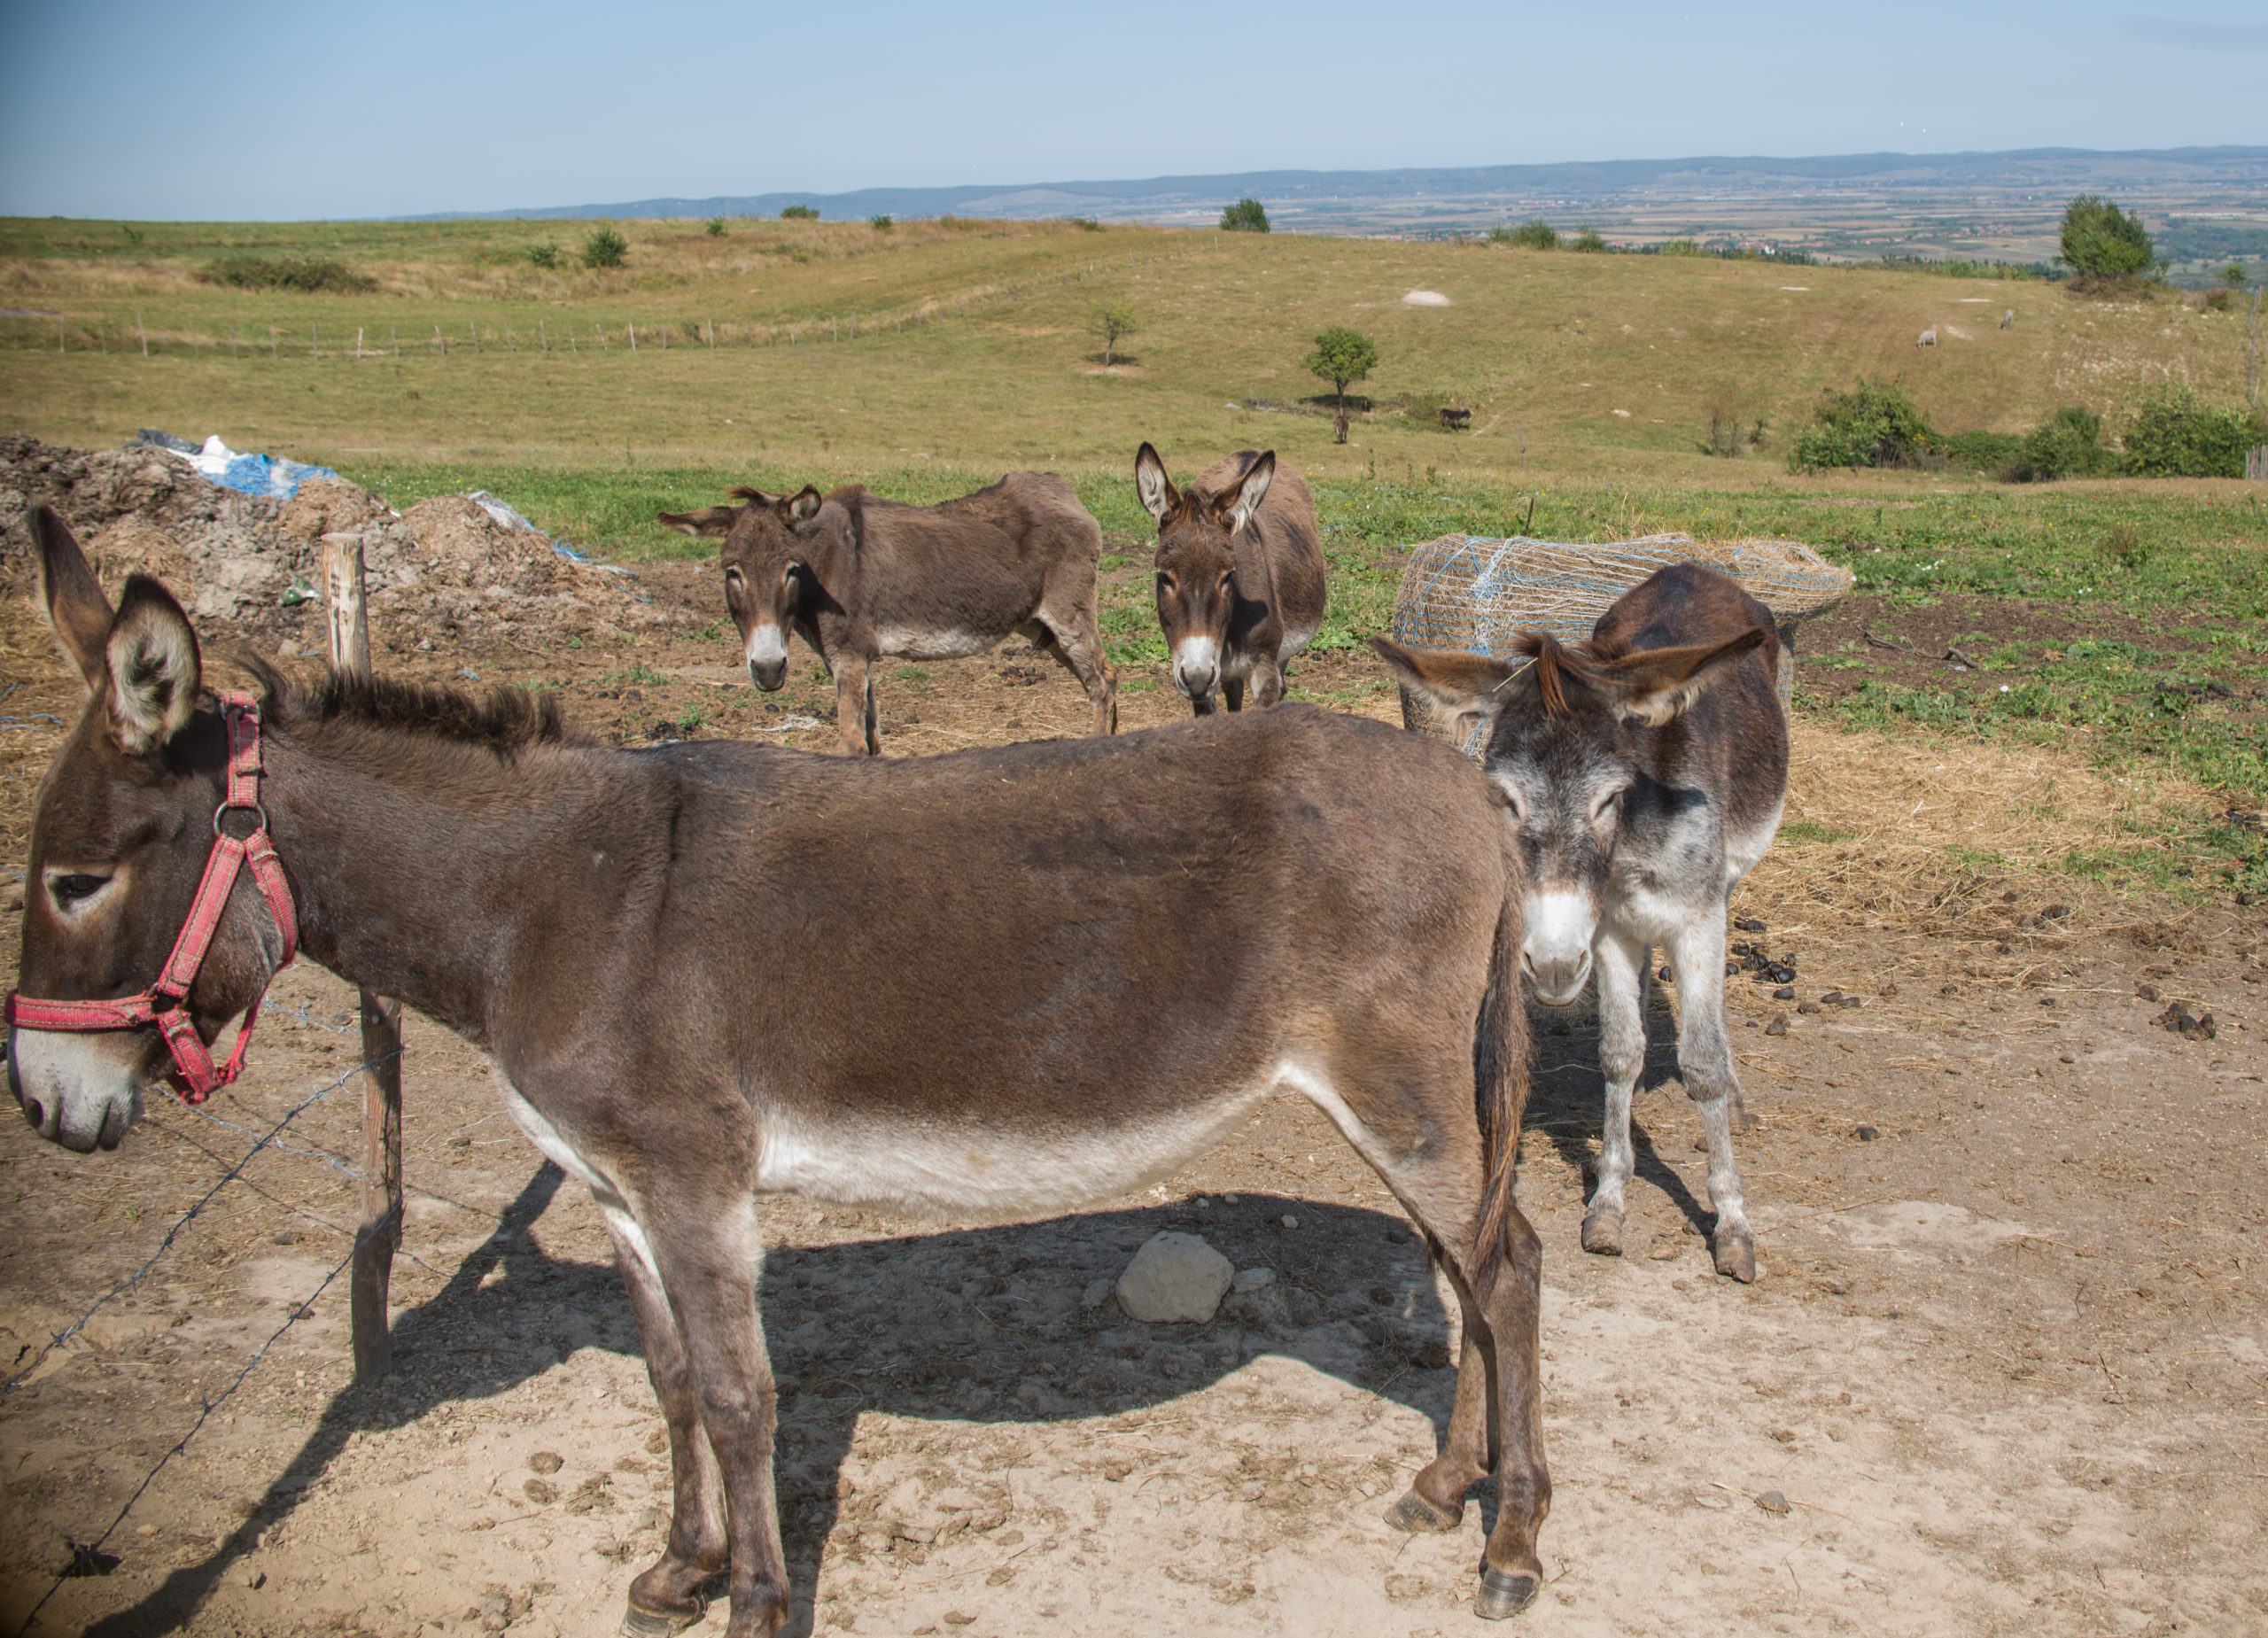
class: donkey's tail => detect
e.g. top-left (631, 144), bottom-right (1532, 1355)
top-left (1468, 889), bottom-right (1531, 1305)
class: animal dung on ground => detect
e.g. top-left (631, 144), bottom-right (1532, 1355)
top-left (1756, 1489), bottom-right (1792, 1516)
top-left (1855, 1125), bottom-right (1880, 1142)
top-left (1797, 999), bottom-right (1823, 1015)
top-left (2153, 1000), bottom-right (2218, 1040)
top-left (1735, 916), bottom-right (1767, 933)
top-left (1773, 985), bottom-right (1797, 1001)
top-left (1115, 1231), bottom-right (1235, 1324)
top-left (1764, 1013), bottom-right (1790, 1036)
top-left (2137, 982), bottom-right (2162, 1001)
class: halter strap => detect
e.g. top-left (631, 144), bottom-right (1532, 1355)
top-left (3, 692), bottom-right (298, 1103)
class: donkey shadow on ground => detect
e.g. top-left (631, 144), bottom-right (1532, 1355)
top-left (1518, 990), bottom-right (1718, 1240)
top-left (95, 1164), bottom-right (1487, 1637)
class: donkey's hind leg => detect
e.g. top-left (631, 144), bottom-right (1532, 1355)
top-left (606, 1207), bottom-right (728, 1635)
top-left (1032, 604), bottom-right (1118, 735)
top-left (1667, 912), bottom-right (1756, 1282)
top-left (642, 1193), bottom-right (792, 1638)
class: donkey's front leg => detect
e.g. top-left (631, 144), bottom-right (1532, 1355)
top-left (1666, 913), bottom-right (1756, 1282)
top-left (1582, 928), bottom-right (1650, 1257)
top-left (831, 655), bottom-right (874, 757)
top-left (648, 1197), bottom-right (792, 1638)
top-left (605, 1209), bottom-right (727, 1636)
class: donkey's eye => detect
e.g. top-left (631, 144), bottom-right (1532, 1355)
top-left (1588, 788), bottom-right (1627, 824)
top-left (50, 873), bottom-right (112, 909)
top-left (1156, 572), bottom-right (1177, 594)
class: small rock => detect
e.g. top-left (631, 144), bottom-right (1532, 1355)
top-left (523, 1478), bottom-right (557, 1505)
top-left (2136, 982), bottom-right (2161, 1001)
top-left (1231, 1268), bottom-right (1275, 1293)
top-left (1764, 1013), bottom-right (1790, 1037)
top-left (1116, 1231), bottom-right (1235, 1324)
top-left (1658, 966), bottom-right (1674, 982)
top-left (1772, 985), bottom-right (1796, 1001)
top-left (2059, 1052), bottom-right (2076, 1064)
top-left (245, 1569), bottom-right (266, 1589)
top-left (1079, 1278), bottom-right (1116, 1311)
top-left (1855, 1125), bottom-right (1879, 1142)
top-left (1648, 1242), bottom-right (1681, 1261)
top-left (401, 1558), bottom-right (424, 1575)
top-left (1881, 982), bottom-right (1899, 998)
top-left (1796, 1000), bottom-right (1822, 1016)
top-left (1769, 1429), bottom-right (1795, 1444)
top-left (528, 1451), bottom-right (563, 1475)
top-left (457, 667), bottom-right (480, 681)
top-left (1755, 1489), bottom-right (1791, 1516)
top-left (943, 1615), bottom-right (977, 1627)
top-left (1280, 1214), bottom-right (1299, 1230)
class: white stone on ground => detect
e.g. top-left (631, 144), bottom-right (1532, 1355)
top-left (1115, 1231), bottom-right (1234, 1324)
top-left (1231, 1268), bottom-right (1275, 1293)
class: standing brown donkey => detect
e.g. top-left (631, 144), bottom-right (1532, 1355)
top-left (659, 471), bottom-right (1115, 755)
top-left (8, 508), bottom-right (1554, 1632)
top-left (1134, 444), bottom-right (1328, 713)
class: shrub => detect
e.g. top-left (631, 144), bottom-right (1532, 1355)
top-left (580, 226), bottom-right (628, 269)
top-left (1937, 429), bottom-right (2023, 475)
top-left (1570, 227), bottom-right (1608, 253)
top-left (780, 204), bottom-right (819, 221)
top-left (2001, 408), bottom-right (2118, 481)
top-left (527, 241), bottom-right (561, 269)
top-left (201, 255), bottom-right (376, 293)
top-left (1790, 377), bottom-right (1937, 471)
top-left (1068, 216), bottom-right (1102, 231)
top-left (1490, 220), bottom-right (1558, 250)
top-left (1658, 238), bottom-right (1700, 257)
top-left (2122, 384), bottom-right (2267, 477)
top-left (1222, 198), bottom-right (1270, 233)
top-left (704, 216), bottom-right (726, 237)
top-left (868, 214), bottom-right (893, 230)
top-left (2059, 195), bottom-right (2156, 281)
top-left (2222, 262), bottom-right (2249, 289)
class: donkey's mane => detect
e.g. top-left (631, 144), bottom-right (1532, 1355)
top-left (1511, 632), bottom-right (1584, 718)
top-left (247, 659), bottom-right (584, 753)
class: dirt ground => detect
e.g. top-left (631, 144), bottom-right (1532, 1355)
top-left (3, 536), bottom-right (2265, 1638)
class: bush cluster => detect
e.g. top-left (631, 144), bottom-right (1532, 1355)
top-left (2122, 385), bottom-right (2267, 478)
top-left (2005, 408), bottom-right (2117, 482)
top-left (526, 241), bottom-right (561, 269)
top-left (780, 204), bottom-right (819, 221)
top-left (1789, 379), bottom-right (1937, 470)
top-left (580, 227), bottom-right (628, 269)
top-left (1490, 220), bottom-right (1558, 250)
top-left (201, 255), bottom-right (376, 294)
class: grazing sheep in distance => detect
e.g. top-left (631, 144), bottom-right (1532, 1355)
top-left (1916, 328), bottom-right (1937, 348)
top-left (2001, 308), bottom-right (2015, 330)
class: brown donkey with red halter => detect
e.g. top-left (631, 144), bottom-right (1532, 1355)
top-left (8, 508), bottom-right (1553, 1632)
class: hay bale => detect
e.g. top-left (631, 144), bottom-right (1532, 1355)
top-left (1390, 532), bottom-right (1852, 746)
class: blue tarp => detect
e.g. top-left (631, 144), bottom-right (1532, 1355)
top-left (134, 431), bottom-right (338, 501)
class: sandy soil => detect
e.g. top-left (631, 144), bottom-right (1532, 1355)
top-left (3, 551), bottom-right (2264, 1638)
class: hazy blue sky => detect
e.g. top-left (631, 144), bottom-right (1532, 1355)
top-left (2, 1), bottom-right (2262, 220)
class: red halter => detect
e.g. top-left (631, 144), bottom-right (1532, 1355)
top-left (4, 692), bottom-right (299, 1104)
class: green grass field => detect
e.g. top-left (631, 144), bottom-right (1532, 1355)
top-left (4, 214), bottom-right (2265, 881)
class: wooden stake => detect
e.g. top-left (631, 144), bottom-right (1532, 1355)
top-left (138, 312), bottom-right (148, 356)
top-left (356, 326), bottom-right (364, 358)
top-left (629, 321), bottom-right (637, 352)
top-left (323, 533), bottom-right (404, 1385)
top-left (540, 319), bottom-right (548, 352)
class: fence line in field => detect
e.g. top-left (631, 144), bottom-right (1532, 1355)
top-left (10, 243), bottom-right (1219, 360)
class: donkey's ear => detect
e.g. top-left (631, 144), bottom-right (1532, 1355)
top-left (1591, 626), bottom-right (1768, 727)
top-left (105, 576), bottom-right (202, 756)
top-left (726, 485), bottom-right (782, 507)
top-left (656, 505), bottom-right (742, 538)
top-left (1133, 442), bottom-right (1177, 524)
top-left (786, 486), bottom-right (824, 524)
top-left (1371, 637), bottom-right (1518, 744)
top-left (35, 505), bottom-right (113, 689)
top-left (1217, 450), bottom-right (1274, 536)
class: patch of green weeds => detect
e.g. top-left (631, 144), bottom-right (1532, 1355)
top-left (1778, 819), bottom-right (1854, 845)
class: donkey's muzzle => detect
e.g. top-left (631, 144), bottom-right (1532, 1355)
top-left (748, 658), bottom-right (788, 692)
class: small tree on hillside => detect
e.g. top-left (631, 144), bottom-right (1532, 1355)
top-left (1570, 226), bottom-right (1608, 253)
top-left (581, 226), bottom-right (628, 269)
top-left (1222, 198), bottom-right (1270, 233)
top-left (1091, 300), bottom-right (1138, 366)
top-left (1304, 326), bottom-right (1379, 442)
top-left (2223, 262), bottom-right (2250, 289)
top-left (2058, 196), bottom-right (2156, 281)
top-left (781, 203), bottom-right (819, 221)
top-left (1495, 220), bottom-right (1557, 250)
top-left (704, 216), bottom-right (726, 237)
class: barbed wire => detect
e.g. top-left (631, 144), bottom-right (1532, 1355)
top-left (0, 1045), bottom-right (398, 1397)
top-left (9, 1235), bottom-right (360, 1638)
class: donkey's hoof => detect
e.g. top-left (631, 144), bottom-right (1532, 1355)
top-left (1384, 1487), bottom-right (1464, 1533)
top-left (621, 1599), bottom-right (704, 1638)
top-left (1581, 1207), bottom-right (1625, 1257)
top-left (1713, 1228), bottom-right (1757, 1284)
top-left (1474, 1566), bottom-right (1540, 1620)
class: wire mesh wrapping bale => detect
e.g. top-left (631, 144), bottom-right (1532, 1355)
top-left (1391, 532), bottom-right (1853, 748)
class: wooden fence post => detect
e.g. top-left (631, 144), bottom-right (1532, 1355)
top-left (323, 534), bottom-right (405, 1384)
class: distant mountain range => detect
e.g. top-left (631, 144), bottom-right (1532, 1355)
top-left (404, 147), bottom-right (2268, 234)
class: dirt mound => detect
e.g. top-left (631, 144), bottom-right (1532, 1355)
top-left (0, 433), bottom-right (680, 649)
